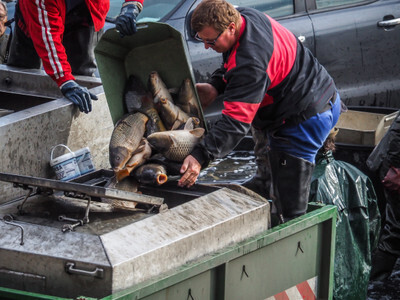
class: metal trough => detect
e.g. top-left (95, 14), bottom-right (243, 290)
top-left (0, 65), bottom-right (115, 203)
top-left (0, 170), bottom-right (270, 299)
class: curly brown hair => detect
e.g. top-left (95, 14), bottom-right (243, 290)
top-left (191, 0), bottom-right (241, 33)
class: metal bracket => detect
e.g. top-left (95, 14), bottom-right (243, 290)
top-left (58, 195), bottom-right (92, 233)
top-left (2, 214), bottom-right (24, 245)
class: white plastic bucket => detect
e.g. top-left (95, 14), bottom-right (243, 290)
top-left (74, 147), bottom-right (95, 175)
top-left (50, 144), bottom-right (81, 181)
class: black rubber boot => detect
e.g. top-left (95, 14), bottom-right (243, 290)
top-left (242, 127), bottom-right (271, 199)
top-left (370, 249), bottom-right (398, 281)
top-left (269, 151), bottom-right (315, 223)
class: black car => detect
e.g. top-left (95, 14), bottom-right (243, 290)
top-left (106, 0), bottom-right (400, 115)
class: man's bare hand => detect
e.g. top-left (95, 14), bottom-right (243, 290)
top-left (178, 155), bottom-right (202, 188)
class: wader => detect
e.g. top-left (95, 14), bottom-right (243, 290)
top-left (243, 126), bottom-right (315, 224)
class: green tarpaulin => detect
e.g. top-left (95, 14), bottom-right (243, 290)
top-left (309, 151), bottom-right (381, 300)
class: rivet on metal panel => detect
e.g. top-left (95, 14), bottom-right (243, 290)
top-left (296, 241), bottom-right (304, 255)
top-left (187, 288), bottom-right (194, 300)
top-left (240, 265), bottom-right (249, 280)
top-left (4, 76), bottom-right (12, 87)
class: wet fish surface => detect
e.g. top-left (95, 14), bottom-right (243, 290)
top-left (109, 112), bottom-right (148, 172)
top-left (116, 138), bottom-right (152, 181)
top-left (148, 71), bottom-right (174, 105)
top-left (147, 127), bottom-right (205, 162)
top-left (177, 78), bottom-right (202, 122)
top-left (133, 163), bottom-right (168, 186)
top-left (148, 71), bottom-right (190, 130)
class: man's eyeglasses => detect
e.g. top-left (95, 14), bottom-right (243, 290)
top-left (195, 31), bottom-right (223, 46)
top-left (0, 15), bottom-right (6, 21)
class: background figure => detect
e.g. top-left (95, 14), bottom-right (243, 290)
top-left (309, 128), bottom-right (381, 299)
top-left (6, 0), bottom-right (143, 113)
top-left (367, 111), bottom-right (400, 281)
top-left (0, 0), bottom-right (9, 63)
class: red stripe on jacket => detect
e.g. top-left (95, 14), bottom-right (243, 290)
top-left (222, 101), bottom-right (260, 123)
top-left (261, 16), bottom-right (297, 106)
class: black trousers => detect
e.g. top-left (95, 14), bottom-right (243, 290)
top-left (7, 1), bottom-right (102, 77)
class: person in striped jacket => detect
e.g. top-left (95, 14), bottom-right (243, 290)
top-left (7, 0), bottom-right (143, 113)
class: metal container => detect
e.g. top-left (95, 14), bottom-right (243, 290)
top-left (0, 65), bottom-right (114, 203)
top-left (0, 202), bottom-right (336, 300)
top-left (0, 170), bottom-right (270, 299)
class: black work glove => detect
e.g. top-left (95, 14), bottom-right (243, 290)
top-left (115, 1), bottom-right (142, 37)
top-left (60, 80), bottom-right (98, 114)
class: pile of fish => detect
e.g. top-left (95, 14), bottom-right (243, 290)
top-left (108, 71), bottom-right (205, 192)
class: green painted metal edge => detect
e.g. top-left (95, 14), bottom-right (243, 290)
top-left (0, 286), bottom-right (76, 300)
top-left (102, 204), bottom-right (337, 300)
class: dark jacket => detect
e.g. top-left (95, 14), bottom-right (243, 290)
top-left (191, 7), bottom-right (336, 167)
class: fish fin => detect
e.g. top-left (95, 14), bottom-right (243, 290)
top-left (116, 169), bottom-right (130, 182)
top-left (183, 117), bottom-right (200, 130)
top-left (126, 161), bottom-right (139, 169)
top-left (169, 133), bottom-right (179, 147)
top-left (171, 120), bottom-right (183, 130)
top-left (190, 127), bottom-right (206, 138)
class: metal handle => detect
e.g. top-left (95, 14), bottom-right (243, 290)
top-left (65, 262), bottom-right (104, 278)
top-left (3, 215), bottom-right (24, 245)
top-left (378, 18), bottom-right (400, 27)
top-left (384, 111), bottom-right (398, 125)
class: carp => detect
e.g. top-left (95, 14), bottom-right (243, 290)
top-left (109, 112), bottom-right (148, 173)
top-left (124, 75), bottom-right (154, 113)
top-left (133, 163), bottom-right (168, 186)
top-left (147, 126), bottom-right (205, 162)
top-left (115, 138), bottom-right (152, 182)
top-left (155, 96), bottom-right (191, 130)
top-left (148, 71), bottom-right (174, 105)
top-left (176, 78), bottom-right (202, 121)
top-left (148, 71), bottom-right (190, 130)
top-left (144, 107), bottom-right (167, 136)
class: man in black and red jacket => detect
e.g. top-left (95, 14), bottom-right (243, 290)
top-left (7, 0), bottom-right (143, 113)
top-left (179, 0), bottom-right (343, 223)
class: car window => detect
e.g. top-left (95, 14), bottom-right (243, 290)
top-left (315, 0), bottom-right (365, 9)
top-left (108, 0), bottom-right (183, 21)
top-left (229, 0), bottom-right (294, 18)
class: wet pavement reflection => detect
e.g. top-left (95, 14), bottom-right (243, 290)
top-left (198, 150), bottom-right (400, 299)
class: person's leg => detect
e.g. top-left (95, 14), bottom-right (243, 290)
top-left (268, 93), bottom-right (342, 222)
top-left (7, 0), bottom-right (41, 68)
top-left (269, 150), bottom-right (314, 222)
top-left (63, 3), bottom-right (102, 76)
top-left (242, 126), bottom-right (271, 199)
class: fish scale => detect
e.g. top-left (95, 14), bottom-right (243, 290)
top-left (109, 112), bottom-right (149, 171)
top-left (147, 127), bottom-right (205, 162)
